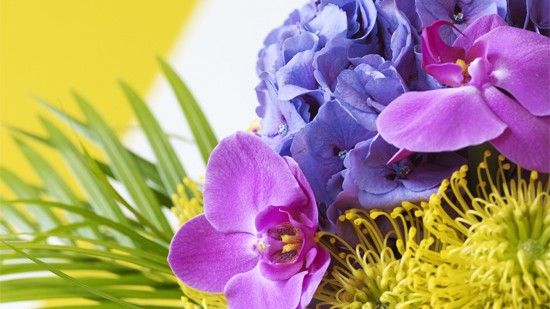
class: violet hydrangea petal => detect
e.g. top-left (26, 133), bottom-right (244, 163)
top-left (224, 266), bottom-right (307, 309)
top-left (377, 0), bottom-right (416, 79)
top-left (313, 38), bottom-right (352, 93)
top-left (377, 86), bottom-right (507, 152)
top-left (415, 0), bottom-right (455, 28)
top-left (474, 25), bottom-right (550, 116)
top-left (257, 79), bottom-right (307, 154)
top-left (484, 87), bottom-right (550, 172)
top-left (204, 132), bottom-right (308, 233)
top-left (349, 138), bottom-right (399, 195)
top-left (307, 4), bottom-right (348, 44)
top-left (401, 152), bottom-right (466, 191)
top-left (168, 215), bottom-right (258, 293)
top-left (291, 100), bottom-right (375, 203)
top-left (529, 0), bottom-right (550, 30)
top-left (276, 50), bottom-right (318, 101)
top-left (358, 184), bottom-right (438, 210)
top-left (282, 32), bottom-right (319, 64)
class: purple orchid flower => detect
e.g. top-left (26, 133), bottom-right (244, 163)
top-left (168, 133), bottom-right (330, 308)
top-left (416, 0), bottom-right (507, 42)
top-left (377, 15), bottom-right (550, 172)
top-left (291, 100), bottom-right (376, 205)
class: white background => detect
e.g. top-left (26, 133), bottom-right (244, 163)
top-left (126, 0), bottom-right (304, 179)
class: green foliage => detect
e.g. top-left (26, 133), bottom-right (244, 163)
top-left (0, 61), bottom-right (218, 308)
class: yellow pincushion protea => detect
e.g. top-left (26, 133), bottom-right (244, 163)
top-left (413, 152), bottom-right (549, 308)
top-left (171, 178), bottom-right (227, 308)
top-left (171, 178), bottom-right (205, 225)
top-left (314, 151), bottom-right (549, 308)
top-left (313, 204), bottom-right (433, 308)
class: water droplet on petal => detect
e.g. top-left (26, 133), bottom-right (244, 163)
top-left (277, 123), bottom-right (289, 136)
top-left (453, 12), bottom-right (465, 24)
top-left (337, 149), bottom-right (348, 160)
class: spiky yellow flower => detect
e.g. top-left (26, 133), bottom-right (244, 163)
top-left (313, 203), bottom-right (433, 308)
top-left (171, 178), bottom-right (204, 225)
top-left (413, 152), bottom-right (550, 308)
top-left (171, 178), bottom-right (227, 308)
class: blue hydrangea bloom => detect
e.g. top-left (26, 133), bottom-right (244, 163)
top-left (256, 77), bottom-right (321, 155)
top-left (255, 0), bottom-right (481, 216)
top-left (415, 0), bottom-right (507, 42)
top-left (333, 54), bottom-right (406, 131)
top-left (290, 100), bottom-right (376, 205)
top-left (326, 135), bottom-right (466, 221)
top-left (256, 0), bottom-right (425, 153)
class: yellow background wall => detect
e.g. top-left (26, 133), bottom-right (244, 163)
top-left (0, 0), bottom-right (197, 195)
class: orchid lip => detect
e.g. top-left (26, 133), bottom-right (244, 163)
top-left (259, 222), bottom-right (305, 264)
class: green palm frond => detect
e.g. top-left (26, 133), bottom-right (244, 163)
top-left (0, 60), bottom-right (218, 308)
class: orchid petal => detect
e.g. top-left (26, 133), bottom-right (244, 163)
top-left (475, 26), bottom-right (550, 116)
top-left (168, 215), bottom-right (258, 293)
top-left (421, 20), bottom-right (464, 67)
top-left (225, 266), bottom-right (307, 309)
top-left (283, 156), bottom-right (318, 225)
top-left (204, 132), bottom-right (307, 233)
top-left (453, 14), bottom-right (507, 51)
top-left (485, 87), bottom-right (550, 172)
top-left (377, 86), bottom-right (507, 152)
top-left (425, 62), bottom-right (464, 87)
top-left (299, 247), bottom-right (331, 308)
top-left (387, 148), bottom-right (413, 164)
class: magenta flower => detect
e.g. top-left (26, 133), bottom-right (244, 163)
top-left (168, 133), bottom-right (330, 308)
top-left (377, 15), bottom-right (550, 172)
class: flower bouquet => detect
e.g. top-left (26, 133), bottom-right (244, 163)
top-left (1, 0), bottom-right (549, 308)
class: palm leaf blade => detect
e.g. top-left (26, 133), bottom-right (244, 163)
top-left (73, 93), bottom-right (172, 235)
top-left (158, 59), bottom-right (218, 163)
top-left (120, 82), bottom-right (187, 195)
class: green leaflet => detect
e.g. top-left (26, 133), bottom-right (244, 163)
top-left (73, 93), bottom-right (172, 235)
top-left (13, 137), bottom-right (101, 240)
top-left (0, 61), bottom-right (216, 308)
top-left (120, 82), bottom-right (187, 195)
top-left (1, 240), bottom-right (142, 309)
top-left (37, 98), bottom-right (168, 195)
top-left (158, 58), bottom-right (218, 163)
